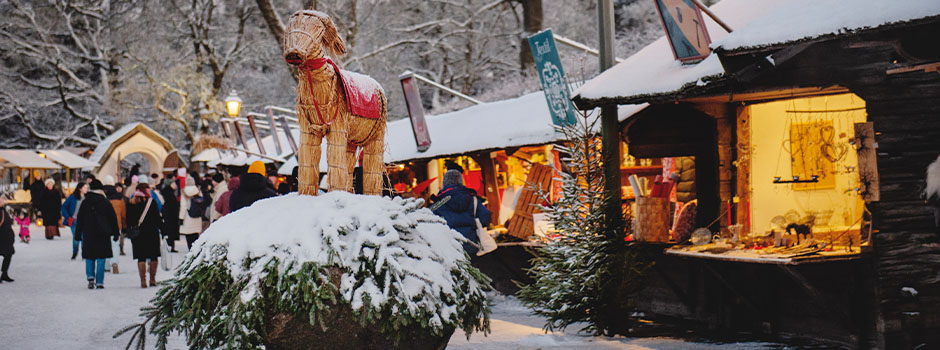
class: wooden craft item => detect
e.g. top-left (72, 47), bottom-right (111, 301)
top-left (506, 163), bottom-right (553, 240)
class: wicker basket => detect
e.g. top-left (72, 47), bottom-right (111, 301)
top-left (634, 197), bottom-right (671, 242)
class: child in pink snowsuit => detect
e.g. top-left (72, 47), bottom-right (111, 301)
top-left (14, 210), bottom-right (30, 243)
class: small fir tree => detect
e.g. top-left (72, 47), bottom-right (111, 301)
top-left (518, 111), bottom-right (650, 335)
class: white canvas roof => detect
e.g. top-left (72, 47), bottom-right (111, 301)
top-left (276, 90), bottom-right (646, 174)
top-left (573, 0), bottom-right (785, 103)
top-left (0, 150), bottom-right (61, 169)
top-left (37, 150), bottom-right (97, 170)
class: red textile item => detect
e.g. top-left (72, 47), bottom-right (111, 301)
top-left (411, 177), bottom-right (438, 196)
top-left (300, 58), bottom-right (382, 122)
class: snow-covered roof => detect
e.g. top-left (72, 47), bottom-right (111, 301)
top-left (88, 123), bottom-right (174, 166)
top-left (37, 149), bottom-right (97, 169)
top-left (384, 91), bottom-right (646, 164)
top-left (0, 150), bottom-right (61, 169)
top-left (573, 0), bottom-right (785, 105)
top-left (714, 0), bottom-right (940, 52)
top-left (192, 148), bottom-right (225, 163)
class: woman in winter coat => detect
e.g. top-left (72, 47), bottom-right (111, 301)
top-left (61, 182), bottom-right (87, 260)
top-left (431, 170), bottom-right (492, 255)
top-left (127, 183), bottom-right (164, 288)
top-left (229, 161), bottom-right (276, 212)
top-left (179, 185), bottom-right (205, 250)
top-left (39, 178), bottom-right (63, 240)
top-left (74, 180), bottom-right (119, 289)
top-left (214, 176), bottom-right (239, 218)
top-left (160, 179), bottom-right (181, 253)
top-left (0, 195), bottom-right (16, 283)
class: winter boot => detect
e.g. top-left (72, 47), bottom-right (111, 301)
top-left (112, 263), bottom-right (119, 274)
top-left (137, 262), bottom-right (147, 288)
top-left (71, 252), bottom-right (77, 260)
top-left (87, 277), bottom-right (95, 289)
top-left (1, 272), bottom-right (13, 282)
top-left (148, 261), bottom-right (158, 287)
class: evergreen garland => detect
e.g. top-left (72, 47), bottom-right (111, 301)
top-left (115, 194), bottom-right (491, 350)
top-left (518, 112), bottom-right (651, 335)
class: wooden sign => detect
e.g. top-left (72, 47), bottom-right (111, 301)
top-left (399, 72), bottom-right (431, 152)
top-left (653, 0), bottom-right (712, 62)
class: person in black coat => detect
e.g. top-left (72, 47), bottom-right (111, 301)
top-left (160, 179), bottom-right (181, 253)
top-left (431, 170), bottom-right (492, 255)
top-left (127, 183), bottom-right (164, 288)
top-left (229, 161), bottom-right (277, 212)
top-left (0, 196), bottom-right (15, 283)
top-left (74, 180), bottom-right (119, 289)
top-left (38, 179), bottom-right (63, 240)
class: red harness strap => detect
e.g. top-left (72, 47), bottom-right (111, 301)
top-left (299, 57), bottom-right (342, 126)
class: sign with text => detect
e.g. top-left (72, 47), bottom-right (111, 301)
top-left (528, 29), bottom-right (577, 127)
top-left (399, 72), bottom-right (431, 152)
top-left (654, 0), bottom-right (712, 62)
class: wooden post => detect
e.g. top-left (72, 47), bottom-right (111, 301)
top-left (854, 122), bottom-right (880, 202)
top-left (472, 153), bottom-right (501, 222)
top-left (735, 106), bottom-right (752, 233)
top-left (598, 0), bottom-right (623, 238)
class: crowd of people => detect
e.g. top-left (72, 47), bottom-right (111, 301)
top-left (0, 160), bottom-right (281, 289)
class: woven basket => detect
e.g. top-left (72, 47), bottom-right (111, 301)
top-left (634, 197), bottom-right (671, 242)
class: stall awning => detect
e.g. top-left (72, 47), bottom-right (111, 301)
top-left (0, 150), bottom-right (61, 169)
top-left (37, 150), bottom-right (97, 170)
top-left (192, 148), bottom-right (225, 163)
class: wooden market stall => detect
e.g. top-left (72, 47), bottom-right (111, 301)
top-left (0, 150), bottom-right (62, 211)
top-left (572, 0), bottom-right (940, 348)
top-left (37, 149), bottom-right (97, 191)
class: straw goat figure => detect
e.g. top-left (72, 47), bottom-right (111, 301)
top-left (283, 10), bottom-right (387, 196)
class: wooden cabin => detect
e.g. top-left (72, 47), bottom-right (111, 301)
top-left (573, 1), bottom-right (940, 348)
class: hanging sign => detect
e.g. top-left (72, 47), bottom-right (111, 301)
top-left (399, 71), bottom-right (432, 152)
top-left (654, 0), bottom-right (712, 62)
top-left (528, 29), bottom-right (577, 127)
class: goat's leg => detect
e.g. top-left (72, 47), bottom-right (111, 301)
top-left (362, 125), bottom-right (386, 196)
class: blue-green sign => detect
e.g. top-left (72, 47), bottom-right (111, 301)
top-left (528, 29), bottom-right (577, 127)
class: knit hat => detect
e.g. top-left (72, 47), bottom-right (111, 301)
top-left (102, 175), bottom-right (116, 186)
top-left (137, 175), bottom-right (150, 185)
top-left (441, 169), bottom-right (464, 187)
top-left (44, 178), bottom-right (55, 186)
top-left (89, 180), bottom-right (104, 190)
top-left (248, 161), bottom-right (266, 175)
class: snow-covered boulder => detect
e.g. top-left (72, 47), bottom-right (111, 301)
top-left (120, 192), bottom-right (491, 350)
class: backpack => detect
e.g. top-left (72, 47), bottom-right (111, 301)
top-left (187, 196), bottom-right (205, 219)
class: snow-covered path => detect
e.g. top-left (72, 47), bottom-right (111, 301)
top-left (1, 224), bottom-right (783, 349)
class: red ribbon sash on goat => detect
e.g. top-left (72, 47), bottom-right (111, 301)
top-left (297, 58), bottom-right (382, 126)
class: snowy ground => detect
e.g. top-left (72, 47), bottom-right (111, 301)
top-left (1, 224), bottom-right (788, 349)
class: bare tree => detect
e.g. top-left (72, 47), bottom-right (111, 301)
top-left (0, 0), bottom-right (142, 147)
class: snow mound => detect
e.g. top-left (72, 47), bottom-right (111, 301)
top-left (179, 192), bottom-right (489, 334)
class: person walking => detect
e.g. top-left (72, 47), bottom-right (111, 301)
top-left (214, 176), bottom-right (239, 218)
top-left (39, 179), bottom-right (63, 240)
top-left (28, 171), bottom-right (44, 220)
top-left (160, 179), bottom-right (181, 253)
top-left (179, 184), bottom-right (205, 250)
top-left (229, 161), bottom-right (276, 212)
top-left (61, 182), bottom-right (87, 260)
top-left (925, 154), bottom-right (940, 238)
top-left (102, 176), bottom-right (127, 256)
top-left (431, 170), bottom-right (492, 255)
top-left (14, 209), bottom-right (30, 243)
top-left (127, 182), bottom-right (164, 288)
top-left (0, 196), bottom-right (16, 283)
top-left (74, 180), bottom-right (119, 289)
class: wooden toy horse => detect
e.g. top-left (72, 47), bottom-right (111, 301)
top-left (283, 10), bottom-right (387, 196)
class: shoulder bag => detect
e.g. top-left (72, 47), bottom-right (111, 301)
top-left (125, 197), bottom-right (152, 240)
top-left (473, 197), bottom-right (498, 256)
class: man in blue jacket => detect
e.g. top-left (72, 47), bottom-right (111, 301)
top-left (432, 170), bottom-right (491, 255)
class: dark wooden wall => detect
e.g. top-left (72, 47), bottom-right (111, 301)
top-left (853, 71), bottom-right (940, 349)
